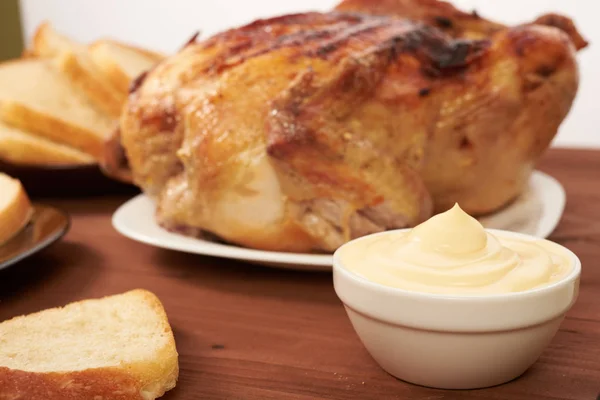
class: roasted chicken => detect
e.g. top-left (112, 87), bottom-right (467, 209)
top-left (106, 0), bottom-right (586, 253)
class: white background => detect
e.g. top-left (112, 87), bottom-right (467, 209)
top-left (19, 0), bottom-right (599, 148)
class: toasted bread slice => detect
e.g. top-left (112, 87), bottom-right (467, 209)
top-left (0, 121), bottom-right (94, 166)
top-left (89, 39), bottom-right (163, 96)
top-left (0, 289), bottom-right (179, 400)
top-left (0, 59), bottom-right (115, 159)
top-left (31, 22), bottom-right (124, 117)
top-left (0, 173), bottom-right (33, 245)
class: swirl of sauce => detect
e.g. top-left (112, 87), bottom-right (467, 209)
top-left (340, 204), bottom-right (572, 295)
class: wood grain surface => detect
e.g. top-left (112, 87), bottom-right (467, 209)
top-left (0, 148), bottom-right (599, 400)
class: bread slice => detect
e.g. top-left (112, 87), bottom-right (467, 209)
top-left (89, 39), bottom-right (163, 96)
top-left (0, 121), bottom-right (94, 166)
top-left (0, 289), bottom-right (179, 400)
top-left (31, 22), bottom-right (124, 118)
top-left (0, 59), bottom-right (115, 159)
top-left (0, 173), bottom-right (33, 245)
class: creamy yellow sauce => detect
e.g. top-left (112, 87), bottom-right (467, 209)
top-left (339, 204), bottom-right (572, 295)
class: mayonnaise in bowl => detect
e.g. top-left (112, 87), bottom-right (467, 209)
top-left (333, 203), bottom-right (581, 389)
top-left (338, 203), bottom-right (573, 296)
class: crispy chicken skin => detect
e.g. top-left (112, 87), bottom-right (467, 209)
top-left (112, 2), bottom-right (585, 253)
top-left (336, 0), bottom-right (588, 50)
top-left (336, 0), bottom-right (505, 40)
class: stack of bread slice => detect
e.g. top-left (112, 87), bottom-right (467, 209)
top-left (0, 22), bottom-right (164, 167)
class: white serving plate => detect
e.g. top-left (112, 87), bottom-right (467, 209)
top-left (112, 170), bottom-right (565, 272)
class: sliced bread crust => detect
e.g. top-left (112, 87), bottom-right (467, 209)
top-left (0, 121), bottom-right (94, 166)
top-left (88, 40), bottom-right (162, 96)
top-left (0, 368), bottom-right (154, 400)
top-left (0, 289), bottom-right (179, 400)
top-left (55, 50), bottom-right (125, 117)
top-left (0, 101), bottom-right (107, 159)
top-left (0, 59), bottom-right (115, 159)
top-left (0, 173), bottom-right (33, 245)
top-left (31, 22), bottom-right (124, 118)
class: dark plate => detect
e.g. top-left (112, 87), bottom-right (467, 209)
top-left (0, 161), bottom-right (138, 198)
top-left (0, 204), bottom-right (70, 271)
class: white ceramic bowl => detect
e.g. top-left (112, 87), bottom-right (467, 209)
top-left (333, 229), bottom-right (581, 390)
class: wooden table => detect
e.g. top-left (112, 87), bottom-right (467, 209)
top-left (1, 148), bottom-right (599, 400)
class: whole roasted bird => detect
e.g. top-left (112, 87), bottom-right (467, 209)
top-left (105, 0), bottom-right (587, 253)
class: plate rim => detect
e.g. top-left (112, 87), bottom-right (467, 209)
top-left (111, 170), bottom-right (565, 270)
top-left (112, 201), bottom-right (334, 267)
top-left (0, 204), bottom-right (71, 271)
top-left (526, 170), bottom-right (566, 239)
